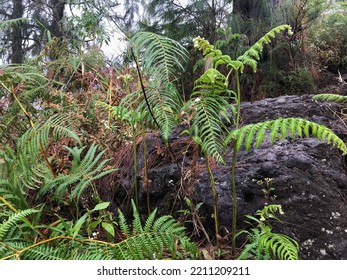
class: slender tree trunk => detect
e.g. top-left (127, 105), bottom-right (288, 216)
top-left (50, 0), bottom-right (65, 37)
top-left (10, 0), bottom-right (24, 64)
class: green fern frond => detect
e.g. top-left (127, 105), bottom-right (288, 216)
top-left (0, 64), bottom-right (61, 102)
top-left (18, 114), bottom-right (81, 159)
top-left (114, 200), bottom-right (198, 260)
top-left (38, 144), bottom-right (116, 201)
top-left (0, 18), bottom-right (28, 29)
top-left (107, 82), bottom-right (182, 144)
top-left (193, 36), bottom-right (244, 72)
top-left (193, 69), bottom-right (228, 95)
top-left (193, 25), bottom-right (291, 74)
top-left (117, 208), bottom-right (130, 238)
top-left (0, 209), bottom-right (39, 241)
top-left (130, 31), bottom-right (189, 83)
top-left (187, 93), bottom-right (230, 163)
top-left (147, 83), bottom-right (183, 142)
top-left (238, 204), bottom-right (298, 260)
top-left (258, 230), bottom-right (299, 260)
top-left (239, 227), bottom-right (299, 260)
top-left (237, 25), bottom-right (292, 72)
top-left (225, 117), bottom-right (347, 155)
top-left (313, 94), bottom-right (347, 103)
top-left (96, 102), bottom-right (132, 122)
top-left (20, 244), bottom-right (71, 260)
top-left (183, 68), bottom-right (232, 163)
top-left (129, 32), bottom-right (187, 142)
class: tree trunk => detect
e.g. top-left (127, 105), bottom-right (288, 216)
top-left (50, 0), bottom-right (65, 37)
top-left (10, 0), bottom-right (24, 64)
top-left (233, 0), bottom-right (267, 20)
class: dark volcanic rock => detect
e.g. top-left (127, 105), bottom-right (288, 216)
top-left (106, 94), bottom-right (347, 259)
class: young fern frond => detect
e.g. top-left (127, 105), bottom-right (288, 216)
top-left (238, 227), bottom-right (299, 260)
top-left (313, 94), bottom-right (347, 103)
top-left (130, 31), bottom-right (189, 83)
top-left (238, 204), bottom-right (298, 260)
top-left (193, 69), bottom-right (228, 95)
top-left (193, 25), bottom-right (292, 73)
top-left (225, 117), bottom-right (347, 155)
top-left (237, 25), bottom-right (292, 72)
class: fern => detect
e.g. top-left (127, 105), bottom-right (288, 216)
top-left (147, 82), bottom-right (183, 142)
top-left (0, 200), bottom-right (198, 260)
top-left (0, 115), bottom-right (84, 208)
top-left (0, 18), bottom-right (28, 29)
top-left (237, 25), bottom-right (292, 72)
top-left (193, 25), bottom-right (292, 74)
top-left (130, 32), bottom-right (188, 143)
top-left (18, 114), bottom-right (81, 160)
top-left (130, 31), bottom-right (189, 83)
top-left (238, 227), bottom-right (299, 260)
top-left (184, 69), bottom-right (233, 163)
top-left (0, 144), bottom-right (47, 209)
top-left (313, 93), bottom-right (347, 103)
top-left (238, 204), bottom-right (299, 260)
top-left (38, 144), bottom-right (116, 202)
top-left (114, 200), bottom-right (199, 260)
top-left (0, 209), bottom-right (39, 241)
top-left (0, 64), bottom-right (61, 107)
top-left (225, 117), bottom-right (347, 155)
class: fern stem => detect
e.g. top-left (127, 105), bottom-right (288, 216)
top-left (108, 68), bottom-right (113, 127)
top-left (231, 70), bottom-right (241, 255)
top-left (132, 125), bottom-right (139, 208)
top-left (205, 153), bottom-right (220, 247)
top-left (130, 47), bottom-right (184, 202)
top-left (0, 195), bottom-right (19, 214)
top-left (235, 71), bottom-right (241, 129)
top-left (0, 195), bottom-right (44, 240)
top-left (230, 147), bottom-right (238, 255)
top-left (142, 124), bottom-right (151, 214)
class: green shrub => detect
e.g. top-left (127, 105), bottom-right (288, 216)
top-left (309, 10), bottom-right (347, 68)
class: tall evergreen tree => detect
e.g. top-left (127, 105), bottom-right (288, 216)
top-left (142, 0), bottom-right (233, 44)
top-left (0, 0), bottom-right (141, 63)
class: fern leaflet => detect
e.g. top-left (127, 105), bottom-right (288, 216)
top-left (225, 117), bottom-right (347, 155)
top-left (313, 94), bottom-right (347, 103)
top-left (0, 209), bottom-right (39, 241)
